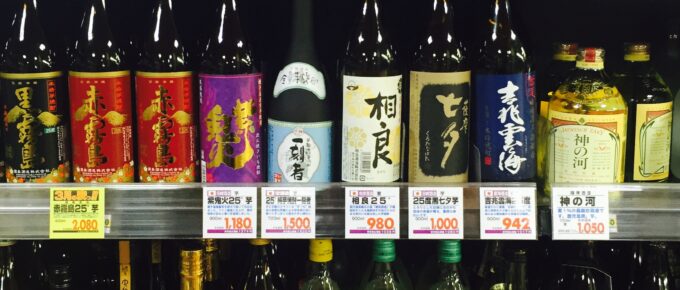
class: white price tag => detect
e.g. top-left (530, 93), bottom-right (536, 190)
top-left (345, 187), bottom-right (400, 239)
top-left (202, 187), bottom-right (257, 239)
top-left (261, 187), bottom-right (316, 239)
top-left (552, 187), bottom-right (610, 240)
top-left (479, 187), bottom-right (537, 240)
top-left (408, 187), bottom-right (464, 240)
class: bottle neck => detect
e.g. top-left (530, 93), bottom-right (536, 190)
top-left (428, 0), bottom-right (455, 41)
top-left (309, 261), bottom-right (332, 278)
top-left (0, 246), bottom-right (14, 278)
top-left (354, 0), bottom-right (383, 47)
top-left (3, 0), bottom-right (55, 72)
top-left (439, 262), bottom-right (463, 281)
top-left (491, 0), bottom-right (513, 40)
top-left (202, 0), bottom-right (254, 74)
top-left (204, 250), bottom-right (221, 283)
top-left (289, 0), bottom-right (315, 59)
top-left (141, 0), bottom-right (187, 71)
top-left (508, 261), bottom-right (527, 290)
top-left (73, 0), bottom-right (123, 70)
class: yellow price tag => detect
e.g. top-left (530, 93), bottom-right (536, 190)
top-left (49, 187), bottom-right (105, 239)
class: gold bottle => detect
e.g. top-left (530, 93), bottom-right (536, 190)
top-left (180, 246), bottom-right (204, 290)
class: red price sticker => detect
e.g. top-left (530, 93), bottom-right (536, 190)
top-left (552, 187), bottom-right (610, 240)
top-left (261, 187), bottom-right (316, 239)
top-left (202, 187), bottom-right (258, 239)
top-left (49, 187), bottom-right (106, 239)
top-left (479, 187), bottom-right (536, 240)
top-left (345, 187), bottom-right (400, 239)
top-left (408, 187), bottom-right (464, 239)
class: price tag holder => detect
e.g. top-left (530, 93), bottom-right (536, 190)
top-left (261, 187), bottom-right (316, 239)
top-left (345, 187), bottom-right (400, 239)
top-left (552, 187), bottom-right (610, 240)
top-left (49, 187), bottom-right (105, 239)
top-left (202, 187), bottom-right (258, 239)
top-left (479, 187), bottom-right (536, 240)
top-left (408, 187), bottom-right (464, 239)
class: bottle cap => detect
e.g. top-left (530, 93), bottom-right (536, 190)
top-left (309, 239), bottom-right (333, 263)
top-left (249, 239), bottom-right (271, 246)
top-left (624, 43), bottom-right (651, 62)
top-left (373, 240), bottom-right (396, 263)
top-left (438, 240), bottom-right (462, 264)
top-left (180, 248), bottom-right (203, 277)
top-left (576, 47), bottom-right (605, 70)
top-left (553, 43), bottom-right (578, 61)
top-left (203, 239), bottom-right (218, 252)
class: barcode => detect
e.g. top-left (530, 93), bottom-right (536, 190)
top-left (361, 152), bottom-right (372, 174)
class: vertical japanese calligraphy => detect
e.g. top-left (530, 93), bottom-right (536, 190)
top-left (136, 71), bottom-right (196, 182)
top-left (200, 74), bottom-right (263, 183)
top-left (1, 72), bottom-right (70, 183)
top-left (409, 71), bottom-right (470, 182)
top-left (69, 71), bottom-right (134, 183)
top-left (342, 75), bottom-right (402, 182)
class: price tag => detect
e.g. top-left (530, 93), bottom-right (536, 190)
top-left (408, 187), bottom-right (464, 239)
top-left (479, 187), bottom-right (536, 240)
top-left (49, 187), bottom-right (105, 239)
top-left (202, 187), bottom-right (258, 239)
top-left (261, 187), bottom-right (316, 239)
top-left (345, 187), bottom-right (400, 239)
top-left (552, 187), bottom-right (610, 240)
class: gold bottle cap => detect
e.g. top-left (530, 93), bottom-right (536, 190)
top-left (576, 47), bottom-right (605, 70)
top-left (309, 239), bottom-right (333, 263)
top-left (250, 239), bottom-right (271, 246)
top-left (553, 43), bottom-right (578, 61)
top-left (180, 248), bottom-right (204, 277)
top-left (624, 43), bottom-right (651, 62)
top-left (203, 239), bottom-right (218, 252)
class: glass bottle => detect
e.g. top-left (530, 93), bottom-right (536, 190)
top-left (506, 249), bottom-right (528, 290)
top-left (1, 0), bottom-right (70, 183)
top-left (537, 43), bottom-right (578, 189)
top-left (180, 244), bottom-right (204, 290)
top-left (555, 242), bottom-right (600, 290)
top-left (472, 0), bottom-right (535, 182)
top-left (269, 0), bottom-right (332, 183)
top-left (89, 242), bottom-right (118, 290)
top-left (547, 48), bottom-right (628, 185)
top-left (240, 239), bottom-right (286, 290)
top-left (409, 0), bottom-right (470, 183)
top-left (628, 242), bottom-right (675, 290)
top-left (68, 0), bottom-right (135, 183)
top-left (476, 241), bottom-right (507, 290)
top-left (614, 43), bottom-right (673, 182)
top-left (341, 0), bottom-right (402, 183)
top-left (301, 239), bottom-right (340, 290)
top-left (361, 240), bottom-right (413, 290)
top-left (204, 240), bottom-right (228, 290)
top-left (660, 19), bottom-right (680, 181)
top-left (428, 240), bottom-right (469, 290)
top-left (16, 241), bottom-right (49, 290)
top-left (0, 241), bottom-right (19, 290)
top-left (150, 241), bottom-right (167, 290)
top-left (47, 242), bottom-right (74, 290)
top-left (199, 0), bottom-right (263, 183)
top-left (136, 0), bottom-right (196, 183)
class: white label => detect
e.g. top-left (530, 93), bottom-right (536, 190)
top-left (275, 127), bottom-right (321, 183)
top-left (261, 187), bottom-right (316, 239)
top-left (342, 75), bottom-right (402, 182)
top-left (345, 187), bottom-right (400, 239)
top-left (273, 62), bottom-right (326, 99)
top-left (202, 187), bottom-right (258, 239)
top-left (552, 187), bottom-right (610, 240)
top-left (408, 187), bottom-right (464, 239)
top-left (479, 187), bottom-right (537, 240)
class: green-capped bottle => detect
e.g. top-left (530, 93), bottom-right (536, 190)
top-left (301, 239), bottom-right (340, 290)
top-left (361, 240), bottom-right (413, 290)
top-left (428, 241), bottom-right (469, 290)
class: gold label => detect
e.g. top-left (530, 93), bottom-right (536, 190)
top-left (548, 110), bottom-right (626, 183)
top-left (575, 61), bottom-right (604, 70)
top-left (119, 241), bottom-right (131, 290)
top-left (553, 54), bottom-right (577, 62)
top-left (537, 100), bottom-right (551, 179)
top-left (408, 71), bottom-right (470, 183)
top-left (633, 102), bottom-right (672, 181)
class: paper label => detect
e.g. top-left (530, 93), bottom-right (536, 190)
top-left (479, 187), bottom-right (536, 240)
top-left (49, 187), bottom-right (105, 239)
top-left (633, 102), bottom-right (672, 181)
top-left (273, 62), bottom-right (326, 100)
top-left (345, 187), bottom-right (400, 239)
top-left (408, 187), bottom-right (464, 239)
top-left (261, 187), bottom-right (316, 239)
top-left (552, 187), bottom-right (610, 240)
top-left (202, 187), bottom-right (258, 239)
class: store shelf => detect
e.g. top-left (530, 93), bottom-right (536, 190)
top-left (0, 183), bottom-right (678, 240)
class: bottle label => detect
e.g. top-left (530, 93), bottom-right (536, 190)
top-left (633, 102), bottom-right (672, 181)
top-left (199, 73), bottom-right (263, 183)
top-left (273, 62), bottom-right (326, 100)
top-left (1, 72), bottom-right (70, 183)
top-left (68, 71), bottom-right (134, 183)
top-left (548, 110), bottom-right (626, 183)
top-left (151, 240), bottom-right (162, 264)
top-left (136, 71), bottom-right (196, 182)
top-left (473, 73), bottom-right (536, 181)
top-left (268, 119), bottom-right (332, 183)
top-left (342, 75), bottom-right (402, 182)
top-left (408, 71), bottom-right (470, 182)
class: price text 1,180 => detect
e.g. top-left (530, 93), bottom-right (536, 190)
top-left (225, 217), bottom-right (252, 230)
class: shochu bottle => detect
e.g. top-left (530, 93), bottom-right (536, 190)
top-left (409, 0), bottom-right (470, 183)
top-left (269, 0), bottom-right (332, 183)
top-left (69, 0), bottom-right (135, 183)
top-left (472, 0), bottom-right (535, 182)
top-left (342, 0), bottom-right (402, 183)
top-left (1, 0), bottom-right (70, 183)
top-left (136, 0), bottom-right (196, 183)
top-left (200, 0), bottom-right (263, 183)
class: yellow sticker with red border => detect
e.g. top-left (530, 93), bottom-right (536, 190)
top-left (49, 187), bottom-right (105, 239)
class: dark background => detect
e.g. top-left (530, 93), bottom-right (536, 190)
top-left (0, 0), bottom-right (678, 77)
